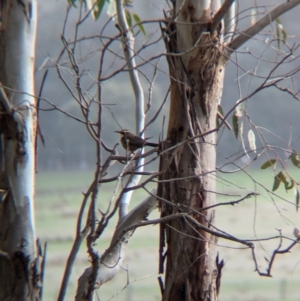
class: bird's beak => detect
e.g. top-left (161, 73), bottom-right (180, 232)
top-left (115, 130), bottom-right (121, 133)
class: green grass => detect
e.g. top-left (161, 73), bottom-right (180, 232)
top-left (35, 168), bottom-right (300, 301)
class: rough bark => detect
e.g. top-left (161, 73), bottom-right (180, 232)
top-left (0, 1), bottom-right (41, 300)
top-left (159, 1), bottom-right (225, 300)
top-left (159, 1), bottom-right (300, 300)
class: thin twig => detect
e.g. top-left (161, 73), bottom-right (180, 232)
top-left (227, 0), bottom-right (300, 53)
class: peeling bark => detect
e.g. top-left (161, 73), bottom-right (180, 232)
top-left (159, 1), bottom-right (225, 300)
top-left (0, 1), bottom-right (40, 300)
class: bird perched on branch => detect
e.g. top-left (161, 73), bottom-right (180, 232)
top-left (115, 129), bottom-right (158, 151)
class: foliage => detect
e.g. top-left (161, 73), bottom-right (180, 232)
top-left (275, 18), bottom-right (287, 49)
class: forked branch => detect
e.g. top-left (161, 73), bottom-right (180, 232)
top-left (75, 191), bottom-right (157, 300)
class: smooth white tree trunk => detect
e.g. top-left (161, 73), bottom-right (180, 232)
top-left (0, 1), bottom-right (39, 300)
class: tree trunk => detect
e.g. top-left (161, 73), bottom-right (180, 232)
top-left (159, 1), bottom-right (225, 300)
top-left (0, 1), bottom-right (40, 300)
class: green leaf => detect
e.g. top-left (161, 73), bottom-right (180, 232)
top-left (282, 176), bottom-right (290, 191)
top-left (272, 171), bottom-right (290, 192)
top-left (260, 159), bottom-right (276, 170)
top-left (295, 189), bottom-right (300, 212)
top-left (290, 151), bottom-right (300, 168)
top-left (282, 28), bottom-right (287, 43)
top-left (272, 172), bottom-right (283, 192)
top-left (232, 113), bottom-right (239, 138)
top-left (276, 18), bottom-right (281, 49)
top-left (275, 18), bottom-right (287, 50)
top-left (133, 13), bottom-right (146, 35)
top-left (216, 105), bottom-right (224, 128)
top-left (218, 105), bottom-right (224, 116)
top-left (125, 10), bottom-right (132, 28)
top-left (68, 0), bottom-right (77, 7)
top-left (68, 0), bottom-right (87, 8)
top-left (93, 0), bottom-right (107, 20)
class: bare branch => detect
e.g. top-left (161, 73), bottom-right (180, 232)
top-left (227, 0), bottom-right (300, 53)
top-left (35, 70), bottom-right (48, 149)
top-left (144, 88), bottom-right (170, 130)
top-left (57, 182), bottom-right (95, 301)
top-left (274, 83), bottom-right (300, 101)
top-left (0, 84), bottom-right (12, 112)
top-left (251, 230), bottom-right (300, 277)
top-left (145, 59), bottom-right (161, 115)
top-left (200, 192), bottom-right (259, 211)
top-left (115, 212), bottom-right (300, 279)
top-left (75, 191), bottom-right (157, 300)
top-left (110, 147), bottom-right (158, 162)
top-left (58, 142), bottom-right (118, 301)
top-left (211, 0), bottom-right (235, 33)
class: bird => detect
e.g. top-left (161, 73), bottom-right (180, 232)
top-left (115, 129), bottom-right (158, 151)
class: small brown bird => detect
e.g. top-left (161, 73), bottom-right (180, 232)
top-left (115, 129), bottom-right (158, 151)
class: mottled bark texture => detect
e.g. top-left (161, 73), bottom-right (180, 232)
top-left (158, 1), bottom-right (225, 300)
top-left (0, 1), bottom-right (42, 300)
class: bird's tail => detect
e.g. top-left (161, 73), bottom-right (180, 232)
top-left (145, 142), bottom-right (159, 147)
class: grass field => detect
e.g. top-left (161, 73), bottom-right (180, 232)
top-left (35, 168), bottom-right (300, 301)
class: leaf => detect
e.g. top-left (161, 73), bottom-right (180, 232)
top-left (218, 105), bottom-right (224, 116)
top-left (68, 0), bottom-right (77, 7)
top-left (282, 28), bottom-right (287, 43)
top-left (125, 9), bottom-right (132, 28)
top-left (290, 151), bottom-right (300, 168)
top-left (272, 172), bottom-right (283, 192)
top-left (295, 189), bottom-right (300, 212)
top-left (133, 13), bottom-right (146, 35)
top-left (106, 0), bottom-right (116, 18)
top-left (248, 129), bottom-right (256, 153)
top-left (216, 105), bottom-right (224, 127)
top-left (235, 103), bottom-right (244, 118)
top-left (276, 18), bottom-right (281, 49)
top-left (283, 177), bottom-right (290, 191)
top-left (272, 171), bottom-right (290, 192)
top-left (286, 179), bottom-right (295, 191)
top-left (250, 8), bottom-right (256, 26)
top-left (275, 18), bottom-right (287, 50)
top-left (260, 159), bottom-right (276, 169)
top-left (68, 0), bottom-right (87, 8)
top-left (232, 113), bottom-right (239, 138)
top-left (93, 0), bottom-right (107, 20)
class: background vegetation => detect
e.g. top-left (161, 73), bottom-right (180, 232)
top-left (36, 168), bottom-right (300, 301)
top-left (36, 1), bottom-right (300, 171)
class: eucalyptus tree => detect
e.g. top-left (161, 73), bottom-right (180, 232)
top-left (157, 1), bottom-right (300, 300)
top-left (1, 1), bottom-right (300, 301)
top-left (0, 0), bottom-right (44, 301)
top-left (70, 1), bottom-right (300, 300)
